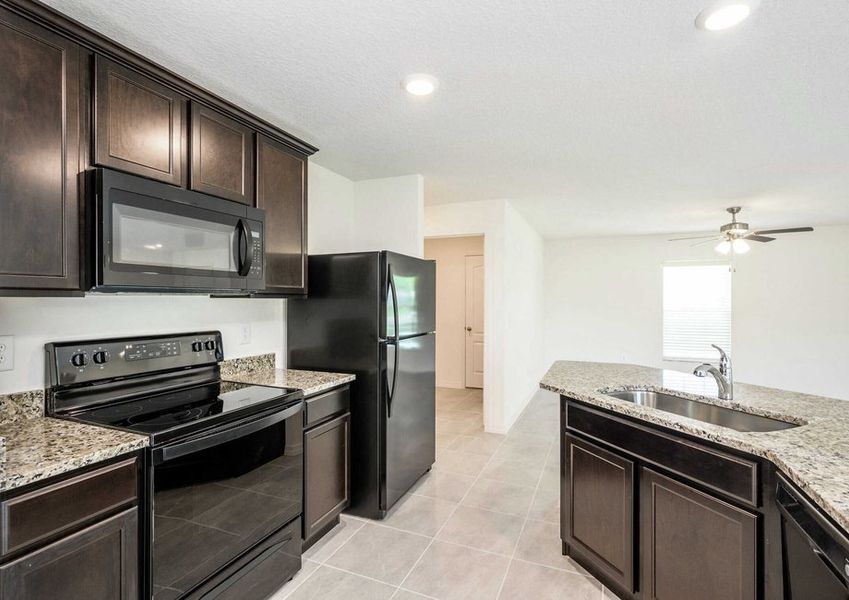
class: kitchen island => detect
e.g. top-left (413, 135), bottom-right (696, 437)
top-left (542, 361), bottom-right (849, 600)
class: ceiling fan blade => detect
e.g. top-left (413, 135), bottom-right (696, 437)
top-left (690, 238), bottom-right (722, 247)
top-left (752, 227), bottom-right (814, 235)
top-left (745, 235), bottom-right (776, 243)
top-left (669, 234), bottom-right (717, 242)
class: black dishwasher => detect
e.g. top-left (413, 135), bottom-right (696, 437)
top-left (776, 475), bottom-right (849, 600)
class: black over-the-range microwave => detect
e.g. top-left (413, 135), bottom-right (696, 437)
top-left (88, 168), bottom-right (265, 294)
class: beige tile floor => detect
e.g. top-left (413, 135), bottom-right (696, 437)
top-left (271, 387), bottom-right (619, 600)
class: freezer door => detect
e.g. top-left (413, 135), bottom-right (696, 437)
top-left (383, 252), bottom-right (436, 340)
top-left (383, 333), bottom-right (436, 510)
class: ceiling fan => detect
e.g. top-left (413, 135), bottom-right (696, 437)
top-left (670, 207), bottom-right (814, 255)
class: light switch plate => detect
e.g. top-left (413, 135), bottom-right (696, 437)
top-left (0, 336), bottom-right (13, 372)
top-left (239, 324), bottom-right (251, 345)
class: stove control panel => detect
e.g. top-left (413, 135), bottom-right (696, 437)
top-left (46, 331), bottom-right (224, 387)
top-left (125, 341), bottom-right (181, 362)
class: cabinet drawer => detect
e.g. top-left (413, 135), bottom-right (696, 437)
top-left (566, 402), bottom-right (758, 507)
top-left (305, 386), bottom-right (350, 428)
top-left (1, 458), bottom-right (138, 556)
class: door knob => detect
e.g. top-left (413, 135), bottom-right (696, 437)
top-left (465, 327), bottom-right (472, 332)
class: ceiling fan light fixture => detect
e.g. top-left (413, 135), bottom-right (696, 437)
top-left (715, 240), bottom-right (732, 255)
top-left (732, 238), bottom-right (751, 254)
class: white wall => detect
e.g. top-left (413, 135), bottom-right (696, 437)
top-left (423, 236), bottom-right (485, 389)
top-left (0, 296), bottom-right (283, 394)
top-left (543, 226), bottom-right (849, 400)
top-left (308, 162), bottom-right (356, 254)
top-left (354, 175), bottom-right (424, 258)
top-left (308, 162), bottom-right (424, 257)
top-left (425, 200), bottom-right (545, 433)
top-left (502, 203), bottom-right (546, 427)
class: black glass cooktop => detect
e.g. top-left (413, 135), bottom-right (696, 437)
top-left (76, 380), bottom-right (302, 442)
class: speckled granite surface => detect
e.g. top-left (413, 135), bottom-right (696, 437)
top-left (222, 355), bottom-right (355, 397)
top-left (541, 361), bottom-right (849, 532)
top-left (220, 353), bottom-right (276, 379)
top-left (0, 390), bottom-right (45, 425)
top-left (0, 417), bottom-right (148, 492)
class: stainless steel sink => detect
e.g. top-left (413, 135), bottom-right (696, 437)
top-left (605, 390), bottom-right (799, 432)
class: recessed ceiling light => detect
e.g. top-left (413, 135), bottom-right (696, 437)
top-left (696, 1), bottom-right (759, 31)
top-left (402, 73), bottom-right (439, 96)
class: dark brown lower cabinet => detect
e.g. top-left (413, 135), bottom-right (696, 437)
top-left (0, 508), bottom-right (138, 600)
top-left (303, 412), bottom-right (351, 544)
top-left (563, 434), bottom-right (634, 593)
top-left (641, 467), bottom-right (757, 600)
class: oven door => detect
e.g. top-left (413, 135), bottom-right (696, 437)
top-left (149, 403), bottom-right (303, 599)
top-left (94, 168), bottom-right (264, 293)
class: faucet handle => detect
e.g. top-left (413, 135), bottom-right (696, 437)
top-left (711, 344), bottom-right (730, 373)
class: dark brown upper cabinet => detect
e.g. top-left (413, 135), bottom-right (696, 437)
top-left (0, 7), bottom-right (81, 292)
top-left (190, 103), bottom-right (255, 204)
top-left (256, 134), bottom-right (308, 294)
top-left (94, 55), bottom-right (187, 186)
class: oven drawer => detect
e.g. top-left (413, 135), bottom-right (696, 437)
top-left (186, 517), bottom-right (301, 600)
top-left (0, 457), bottom-right (137, 557)
top-left (566, 401), bottom-right (758, 507)
top-left (305, 385), bottom-right (350, 428)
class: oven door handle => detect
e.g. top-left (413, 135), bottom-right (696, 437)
top-left (152, 402), bottom-right (302, 465)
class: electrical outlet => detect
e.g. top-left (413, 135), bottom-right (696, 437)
top-left (239, 324), bottom-right (251, 345)
top-left (0, 336), bottom-right (13, 372)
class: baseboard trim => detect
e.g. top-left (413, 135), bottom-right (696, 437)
top-left (437, 380), bottom-right (464, 389)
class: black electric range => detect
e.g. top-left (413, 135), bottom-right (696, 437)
top-left (46, 331), bottom-right (305, 600)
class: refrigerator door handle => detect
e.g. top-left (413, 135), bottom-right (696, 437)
top-left (387, 264), bottom-right (400, 418)
top-left (386, 340), bottom-right (399, 418)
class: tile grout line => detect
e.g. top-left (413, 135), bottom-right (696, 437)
top-left (394, 394), bottom-right (510, 597)
top-left (493, 437), bottom-right (555, 599)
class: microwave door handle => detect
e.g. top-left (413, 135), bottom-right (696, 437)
top-left (234, 219), bottom-right (253, 276)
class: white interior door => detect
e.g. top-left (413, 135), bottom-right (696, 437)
top-left (465, 255), bottom-right (484, 389)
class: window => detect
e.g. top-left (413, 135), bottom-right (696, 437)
top-left (662, 263), bottom-right (731, 362)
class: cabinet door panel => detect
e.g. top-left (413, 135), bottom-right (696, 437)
top-left (94, 55), bottom-right (186, 185)
top-left (641, 467), bottom-right (757, 600)
top-left (304, 413), bottom-right (350, 542)
top-left (0, 8), bottom-right (80, 290)
top-left (256, 134), bottom-right (307, 293)
top-left (0, 508), bottom-right (138, 600)
top-left (564, 434), bottom-right (634, 592)
top-left (190, 103), bottom-right (254, 204)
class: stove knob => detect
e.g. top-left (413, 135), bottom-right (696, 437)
top-left (191, 341), bottom-right (204, 352)
top-left (70, 352), bottom-right (88, 368)
top-left (92, 351), bottom-right (109, 365)
top-left (205, 340), bottom-right (217, 351)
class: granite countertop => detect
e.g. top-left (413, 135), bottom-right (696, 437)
top-left (226, 368), bottom-right (355, 397)
top-left (541, 360), bottom-right (849, 532)
top-left (0, 417), bottom-right (148, 492)
top-left (221, 354), bottom-right (355, 397)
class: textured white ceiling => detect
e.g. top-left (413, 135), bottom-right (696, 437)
top-left (42, 0), bottom-right (849, 237)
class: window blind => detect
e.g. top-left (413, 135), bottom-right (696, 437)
top-left (662, 264), bottom-right (731, 362)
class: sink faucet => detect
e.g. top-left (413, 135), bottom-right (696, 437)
top-left (694, 344), bottom-right (733, 400)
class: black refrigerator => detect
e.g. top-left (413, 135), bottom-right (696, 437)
top-left (287, 251), bottom-right (436, 519)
